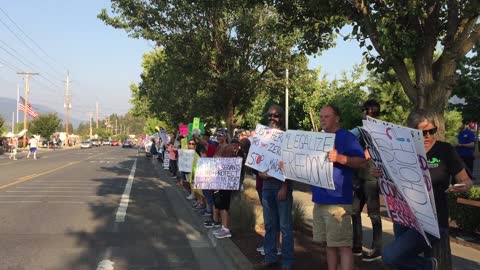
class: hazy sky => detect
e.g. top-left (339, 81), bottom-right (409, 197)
top-left (0, 1), bottom-right (362, 123)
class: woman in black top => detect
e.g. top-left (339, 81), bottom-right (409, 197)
top-left (379, 109), bottom-right (473, 270)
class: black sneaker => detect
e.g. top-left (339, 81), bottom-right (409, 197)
top-left (352, 246), bottom-right (362, 256)
top-left (362, 249), bottom-right (382, 262)
top-left (204, 220), bottom-right (215, 228)
top-left (213, 221), bottom-right (222, 228)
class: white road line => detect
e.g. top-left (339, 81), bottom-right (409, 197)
top-left (115, 158), bottom-right (137, 222)
top-left (14, 187), bottom-right (93, 189)
top-left (6, 190), bottom-right (93, 193)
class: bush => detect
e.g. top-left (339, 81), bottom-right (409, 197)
top-left (292, 199), bottom-right (306, 231)
top-left (230, 195), bottom-right (256, 234)
top-left (448, 185), bottom-right (480, 233)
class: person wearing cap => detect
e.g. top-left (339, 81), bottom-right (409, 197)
top-left (455, 122), bottom-right (476, 174)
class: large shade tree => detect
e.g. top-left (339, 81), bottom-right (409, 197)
top-left (99, 0), bottom-right (301, 133)
top-left (273, 0), bottom-right (480, 138)
top-left (28, 113), bottom-right (61, 140)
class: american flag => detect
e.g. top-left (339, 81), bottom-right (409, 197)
top-left (18, 96), bottom-right (39, 118)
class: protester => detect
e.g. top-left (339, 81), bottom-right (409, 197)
top-left (350, 100), bottom-right (383, 261)
top-left (231, 137), bottom-right (246, 192)
top-left (211, 130), bottom-right (235, 239)
top-left (380, 109), bottom-right (473, 270)
top-left (455, 122), bottom-right (476, 174)
top-left (258, 104), bottom-right (294, 270)
top-left (312, 105), bottom-right (366, 270)
top-left (167, 141), bottom-right (179, 181)
top-left (149, 138), bottom-right (158, 159)
top-left (9, 137), bottom-right (18, 160)
top-left (26, 136), bottom-right (38, 160)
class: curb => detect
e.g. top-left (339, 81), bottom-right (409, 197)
top-left (151, 159), bottom-right (254, 270)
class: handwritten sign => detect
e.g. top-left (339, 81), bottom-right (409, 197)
top-left (193, 117), bottom-right (200, 130)
top-left (245, 124), bottom-right (285, 181)
top-left (367, 117), bottom-right (440, 238)
top-left (281, 130), bottom-right (335, 189)
top-left (194, 157), bottom-right (243, 190)
top-left (179, 125), bottom-right (189, 136)
top-left (178, 149), bottom-right (195, 172)
top-left (361, 119), bottom-right (439, 242)
top-left (158, 127), bottom-right (169, 144)
top-left (163, 152), bottom-right (170, 170)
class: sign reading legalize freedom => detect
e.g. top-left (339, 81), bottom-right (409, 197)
top-left (245, 124), bottom-right (285, 181)
top-left (194, 157), bottom-right (243, 190)
top-left (360, 119), bottom-right (439, 243)
top-left (178, 149), bottom-right (195, 172)
top-left (281, 130), bottom-right (336, 189)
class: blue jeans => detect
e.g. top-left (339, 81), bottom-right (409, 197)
top-left (202, 190), bottom-right (214, 212)
top-left (383, 224), bottom-right (443, 269)
top-left (262, 188), bottom-right (294, 268)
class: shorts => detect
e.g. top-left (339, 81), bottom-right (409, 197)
top-left (29, 147), bottom-right (37, 153)
top-left (12, 149), bottom-right (17, 155)
top-left (313, 204), bottom-right (353, 247)
top-left (213, 190), bottom-right (232, 211)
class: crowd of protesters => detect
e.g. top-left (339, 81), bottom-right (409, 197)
top-left (147, 101), bottom-right (474, 270)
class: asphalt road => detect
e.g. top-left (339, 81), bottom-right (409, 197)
top-left (0, 147), bottom-right (233, 270)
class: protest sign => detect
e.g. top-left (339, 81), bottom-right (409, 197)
top-left (281, 130), bottom-right (335, 189)
top-left (194, 157), bottom-right (243, 190)
top-left (361, 119), bottom-right (439, 241)
top-left (163, 152), bottom-right (170, 170)
top-left (178, 149), bottom-right (195, 172)
top-left (193, 117), bottom-right (200, 130)
top-left (158, 127), bottom-right (169, 144)
top-left (245, 124), bottom-right (285, 181)
top-left (179, 125), bottom-right (189, 136)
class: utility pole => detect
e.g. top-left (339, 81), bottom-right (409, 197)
top-left (17, 72), bottom-right (39, 147)
top-left (285, 68), bottom-right (289, 130)
top-left (89, 112), bottom-right (93, 139)
top-left (96, 100), bottom-right (99, 129)
top-left (115, 119), bottom-right (118, 135)
top-left (64, 72), bottom-right (71, 146)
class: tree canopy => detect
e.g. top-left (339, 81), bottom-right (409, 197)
top-left (28, 113), bottom-right (61, 139)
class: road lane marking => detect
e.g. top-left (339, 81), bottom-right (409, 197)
top-left (0, 150), bottom-right (115, 190)
top-left (6, 190), bottom-right (95, 193)
top-left (115, 158), bottom-right (137, 222)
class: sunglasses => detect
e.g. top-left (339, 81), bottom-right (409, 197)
top-left (268, 113), bottom-right (281, 118)
top-left (422, 127), bottom-right (437, 136)
top-left (188, 142), bottom-right (196, 145)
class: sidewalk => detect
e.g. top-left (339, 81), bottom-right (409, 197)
top-left (244, 176), bottom-right (480, 270)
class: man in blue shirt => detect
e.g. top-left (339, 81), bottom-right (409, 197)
top-left (312, 105), bottom-right (366, 270)
top-left (456, 122), bottom-right (476, 173)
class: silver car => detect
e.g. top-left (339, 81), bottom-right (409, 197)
top-left (80, 140), bottom-right (93, 149)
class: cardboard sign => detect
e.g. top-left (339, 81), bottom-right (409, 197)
top-left (178, 149), bottom-right (195, 172)
top-left (361, 119), bottom-right (439, 243)
top-left (365, 117), bottom-right (439, 239)
top-left (281, 130), bottom-right (335, 189)
top-left (245, 124), bottom-right (285, 181)
top-left (179, 125), bottom-right (189, 136)
top-left (194, 157), bottom-right (243, 190)
top-left (193, 117), bottom-right (200, 130)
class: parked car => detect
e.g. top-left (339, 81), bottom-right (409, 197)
top-left (122, 140), bottom-right (133, 148)
top-left (91, 139), bottom-right (101, 147)
top-left (80, 140), bottom-right (93, 149)
top-left (111, 140), bottom-right (119, 146)
top-left (103, 140), bottom-right (111, 146)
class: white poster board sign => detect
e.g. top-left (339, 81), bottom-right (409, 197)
top-left (362, 119), bottom-right (439, 240)
top-left (245, 124), bottom-right (285, 181)
top-left (158, 127), bottom-right (169, 144)
top-left (281, 130), bottom-right (335, 189)
top-left (163, 152), bottom-right (170, 170)
top-left (178, 149), bottom-right (195, 172)
top-left (194, 157), bottom-right (243, 190)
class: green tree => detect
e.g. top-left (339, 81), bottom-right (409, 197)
top-left (273, 0), bottom-right (480, 139)
top-left (0, 115), bottom-right (7, 135)
top-left (28, 113), bottom-right (61, 139)
top-left (452, 41), bottom-right (480, 123)
top-left (99, 1), bottom-right (301, 133)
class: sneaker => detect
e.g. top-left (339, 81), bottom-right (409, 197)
top-left (192, 202), bottom-right (199, 208)
top-left (186, 194), bottom-right (195, 200)
top-left (194, 204), bottom-right (205, 210)
top-left (213, 221), bottom-right (222, 228)
top-left (214, 228), bottom-right (231, 239)
top-left (204, 220), bottom-right (215, 228)
top-left (212, 227), bottom-right (225, 235)
top-left (256, 246), bottom-right (264, 253)
top-left (352, 246), bottom-right (362, 256)
top-left (431, 257), bottom-right (438, 270)
top-left (362, 249), bottom-right (382, 262)
top-left (260, 249), bottom-right (282, 256)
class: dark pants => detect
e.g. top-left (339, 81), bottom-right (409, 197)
top-left (460, 156), bottom-right (474, 176)
top-left (352, 179), bottom-right (382, 251)
top-left (169, 159), bottom-right (178, 177)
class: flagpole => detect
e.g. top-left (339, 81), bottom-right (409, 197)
top-left (11, 112), bottom-right (14, 133)
top-left (16, 84), bottom-right (19, 133)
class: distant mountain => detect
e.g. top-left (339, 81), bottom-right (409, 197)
top-left (0, 97), bottom-right (82, 127)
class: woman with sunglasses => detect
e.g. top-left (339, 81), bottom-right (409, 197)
top-left (378, 109), bottom-right (473, 270)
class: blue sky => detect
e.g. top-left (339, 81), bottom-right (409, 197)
top-left (0, 1), bottom-right (363, 124)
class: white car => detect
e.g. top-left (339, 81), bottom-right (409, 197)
top-left (80, 141), bottom-right (92, 149)
top-left (103, 140), bottom-right (111, 146)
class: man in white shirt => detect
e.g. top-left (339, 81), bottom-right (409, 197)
top-left (26, 136), bottom-right (38, 160)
